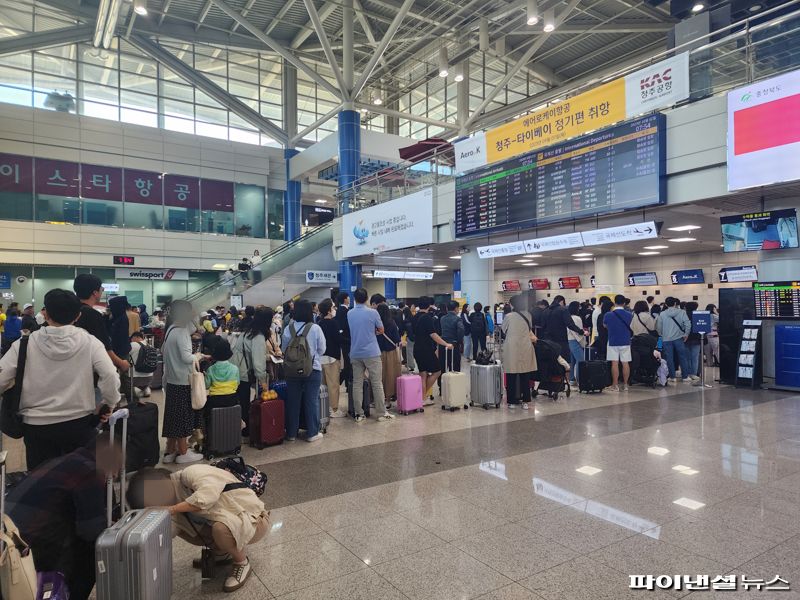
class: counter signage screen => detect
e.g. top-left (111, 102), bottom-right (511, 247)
top-left (721, 209), bottom-right (799, 252)
top-left (753, 281), bottom-right (800, 319)
top-left (454, 114), bottom-right (666, 237)
top-left (502, 280), bottom-right (522, 292)
top-left (628, 272), bottom-right (658, 286)
top-left (671, 269), bottom-right (705, 284)
top-left (529, 278), bottom-right (550, 290)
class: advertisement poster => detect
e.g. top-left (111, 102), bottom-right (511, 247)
top-left (341, 188), bottom-right (433, 258)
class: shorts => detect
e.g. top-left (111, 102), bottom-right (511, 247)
top-left (607, 345), bottom-right (632, 362)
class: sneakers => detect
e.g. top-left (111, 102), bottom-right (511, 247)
top-left (223, 559), bottom-right (252, 593)
top-left (423, 397), bottom-right (435, 406)
top-left (192, 553), bottom-right (232, 569)
top-left (620, 385), bottom-right (629, 392)
top-left (609, 385), bottom-right (620, 392)
top-left (377, 412), bottom-right (395, 422)
top-left (330, 409), bottom-right (347, 418)
top-left (142, 386), bottom-right (151, 398)
top-left (508, 403), bottom-right (516, 410)
top-left (521, 403), bottom-right (530, 410)
top-left (162, 452), bottom-right (177, 464)
top-left (286, 437), bottom-right (296, 442)
top-left (354, 415), bottom-right (365, 423)
top-left (307, 433), bottom-right (324, 442)
top-left (688, 375), bottom-right (700, 382)
top-left (176, 449), bottom-right (204, 464)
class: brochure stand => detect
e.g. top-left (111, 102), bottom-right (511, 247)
top-left (735, 320), bottom-right (763, 389)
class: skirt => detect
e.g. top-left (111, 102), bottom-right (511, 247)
top-left (163, 383), bottom-right (194, 438)
top-left (381, 350), bottom-right (401, 399)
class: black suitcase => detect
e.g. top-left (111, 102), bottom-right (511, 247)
top-left (203, 404), bottom-right (241, 460)
top-left (578, 361), bottom-right (609, 393)
top-left (117, 401), bottom-right (160, 472)
top-left (347, 378), bottom-right (372, 418)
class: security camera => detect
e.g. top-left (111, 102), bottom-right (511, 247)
top-left (16, 275), bottom-right (27, 284)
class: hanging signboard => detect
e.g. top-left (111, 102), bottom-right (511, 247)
top-left (477, 241), bottom-right (525, 259)
top-left (719, 265), bottom-right (758, 283)
top-left (114, 268), bottom-right (189, 281)
top-left (305, 270), bottom-right (338, 284)
top-left (454, 53), bottom-right (690, 172)
top-left (524, 232), bottom-right (584, 254)
top-left (558, 276), bottom-right (582, 289)
top-left (627, 272), bottom-right (658, 286)
top-left (581, 222), bottom-right (659, 246)
top-left (373, 270), bottom-right (435, 280)
top-left (342, 188), bottom-right (433, 258)
top-left (501, 280), bottom-right (521, 292)
top-left (529, 278), bottom-right (550, 290)
top-left (671, 269), bottom-right (705, 284)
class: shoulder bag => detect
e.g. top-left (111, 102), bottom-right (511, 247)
top-left (190, 358), bottom-right (207, 410)
top-left (0, 337), bottom-right (29, 439)
top-left (637, 313), bottom-right (658, 338)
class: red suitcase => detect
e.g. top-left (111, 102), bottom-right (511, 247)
top-left (249, 398), bottom-right (285, 448)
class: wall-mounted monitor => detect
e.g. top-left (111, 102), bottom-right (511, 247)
top-left (753, 281), bottom-right (800, 319)
top-left (720, 209), bottom-right (798, 252)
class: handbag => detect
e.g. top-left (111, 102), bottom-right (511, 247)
top-left (1, 447), bottom-right (37, 600)
top-left (636, 314), bottom-right (659, 338)
top-left (382, 333), bottom-right (403, 363)
top-left (190, 359), bottom-right (207, 410)
top-left (0, 337), bottom-right (29, 439)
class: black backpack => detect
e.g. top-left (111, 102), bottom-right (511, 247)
top-left (134, 342), bottom-right (160, 373)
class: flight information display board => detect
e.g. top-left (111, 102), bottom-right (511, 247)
top-left (753, 281), bottom-right (800, 319)
top-left (454, 114), bottom-right (666, 237)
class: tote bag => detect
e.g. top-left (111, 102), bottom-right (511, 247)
top-left (190, 359), bottom-right (207, 410)
top-left (0, 514), bottom-right (37, 600)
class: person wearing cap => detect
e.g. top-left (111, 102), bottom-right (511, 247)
top-left (21, 302), bottom-right (40, 334)
top-left (0, 289), bottom-right (119, 470)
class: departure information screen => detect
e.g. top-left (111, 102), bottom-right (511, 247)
top-left (753, 282), bottom-right (800, 319)
top-left (454, 114), bottom-right (666, 237)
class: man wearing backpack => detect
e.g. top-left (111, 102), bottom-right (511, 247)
top-left (129, 331), bottom-right (159, 397)
top-left (603, 295), bottom-right (634, 392)
top-left (656, 297), bottom-right (696, 383)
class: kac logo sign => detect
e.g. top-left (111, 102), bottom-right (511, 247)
top-left (640, 67), bottom-right (672, 93)
top-left (352, 220), bottom-right (369, 245)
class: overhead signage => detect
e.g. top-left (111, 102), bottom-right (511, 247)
top-left (114, 268), bottom-right (189, 281)
top-left (558, 276), bottom-right (582, 289)
top-left (727, 69), bottom-right (800, 191)
top-left (671, 269), bottom-right (705, 285)
top-left (113, 255), bottom-right (135, 266)
top-left (581, 222), bottom-right (659, 246)
top-left (102, 283), bottom-right (120, 293)
top-left (501, 280), bottom-right (521, 292)
top-left (627, 272), bottom-right (658, 286)
top-left (529, 278), bottom-right (550, 290)
top-left (341, 188), bottom-right (433, 258)
top-left (456, 115), bottom-right (666, 237)
top-left (721, 209), bottom-right (798, 252)
top-left (305, 270), bottom-right (338, 284)
top-left (0, 272), bottom-right (10, 289)
top-left (373, 270), bottom-right (434, 280)
top-left (691, 310), bottom-right (712, 335)
top-left (454, 53), bottom-right (689, 172)
top-left (477, 241), bottom-right (525, 259)
top-left (477, 221), bottom-right (659, 260)
top-left (719, 265), bottom-right (758, 283)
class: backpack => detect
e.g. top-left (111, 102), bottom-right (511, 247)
top-left (284, 321), bottom-right (313, 378)
top-left (134, 342), bottom-right (159, 373)
top-left (212, 457), bottom-right (268, 497)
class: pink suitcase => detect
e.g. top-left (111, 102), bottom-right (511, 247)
top-left (396, 374), bottom-right (424, 415)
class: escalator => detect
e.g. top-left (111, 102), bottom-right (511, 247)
top-left (183, 223), bottom-right (335, 310)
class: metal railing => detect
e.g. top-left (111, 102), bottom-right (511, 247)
top-left (335, 1), bottom-right (800, 213)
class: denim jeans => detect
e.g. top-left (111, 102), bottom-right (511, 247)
top-left (285, 369), bottom-right (322, 439)
top-left (688, 343), bottom-right (701, 376)
top-left (663, 338), bottom-right (691, 379)
top-left (351, 355), bottom-right (388, 417)
top-left (568, 340), bottom-right (584, 383)
top-left (463, 335), bottom-right (472, 361)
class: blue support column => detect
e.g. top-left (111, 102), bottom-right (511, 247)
top-left (384, 278), bottom-right (397, 301)
top-left (284, 148), bottom-right (301, 242)
top-left (453, 269), bottom-right (461, 293)
top-left (337, 109), bottom-right (362, 300)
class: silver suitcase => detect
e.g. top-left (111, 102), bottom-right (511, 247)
top-left (204, 405), bottom-right (242, 460)
top-left (319, 384), bottom-right (330, 433)
top-left (469, 363), bottom-right (503, 409)
top-left (95, 409), bottom-right (173, 600)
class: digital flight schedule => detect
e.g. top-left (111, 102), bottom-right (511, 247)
top-left (753, 282), bottom-right (800, 319)
top-left (454, 114), bottom-right (666, 237)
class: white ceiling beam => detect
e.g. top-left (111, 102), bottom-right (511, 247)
top-left (301, 0), bottom-right (349, 99)
top-left (354, 102), bottom-right (455, 129)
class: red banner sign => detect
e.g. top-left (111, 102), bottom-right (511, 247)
top-left (558, 276), bottom-right (582, 289)
top-left (502, 280), bottom-right (521, 292)
top-left (529, 278), bottom-right (550, 290)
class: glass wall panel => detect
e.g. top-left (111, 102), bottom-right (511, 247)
top-left (83, 199), bottom-right (122, 226)
top-left (267, 189), bottom-right (284, 240)
top-left (124, 202), bottom-right (163, 229)
top-left (35, 195), bottom-right (81, 224)
top-left (234, 184), bottom-right (265, 238)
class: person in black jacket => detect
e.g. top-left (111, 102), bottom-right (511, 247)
top-left (335, 292), bottom-right (352, 390)
top-left (468, 302), bottom-right (487, 360)
top-left (542, 295), bottom-right (584, 361)
top-left (531, 299), bottom-right (549, 337)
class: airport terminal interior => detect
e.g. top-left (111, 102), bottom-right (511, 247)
top-left (1, 0), bottom-right (800, 597)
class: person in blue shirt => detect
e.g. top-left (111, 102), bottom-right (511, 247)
top-left (1, 307), bottom-right (22, 355)
top-left (603, 294), bottom-right (634, 391)
top-left (346, 288), bottom-right (395, 422)
top-left (281, 300), bottom-right (326, 442)
top-left (484, 305), bottom-right (495, 337)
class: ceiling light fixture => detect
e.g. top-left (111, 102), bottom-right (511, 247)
top-left (314, 199), bottom-right (327, 204)
top-left (574, 258), bottom-right (593, 262)
top-left (370, 89), bottom-right (383, 105)
top-left (543, 7), bottom-right (555, 32)
top-left (643, 245), bottom-right (668, 250)
top-left (526, 0), bottom-right (539, 26)
top-left (749, 3), bottom-right (762, 11)
top-left (667, 225), bottom-right (701, 232)
top-left (133, 0), bottom-right (148, 15)
top-left (453, 63), bottom-right (464, 83)
top-left (515, 259), bottom-right (531, 263)
top-left (450, 255), bottom-right (461, 260)
top-left (638, 251), bottom-right (660, 256)
top-left (521, 262), bottom-right (538, 266)
top-left (479, 17), bottom-right (489, 52)
top-left (409, 261), bottom-right (424, 265)
top-left (572, 252), bottom-right (592, 257)
top-left (433, 265), bottom-right (447, 268)
top-left (438, 46), bottom-right (449, 78)
top-left (691, 2), bottom-right (704, 12)
top-left (669, 237), bottom-right (696, 243)
top-left (524, 254), bottom-right (542, 258)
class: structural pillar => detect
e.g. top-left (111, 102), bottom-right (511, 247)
top-left (593, 255), bottom-right (626, 291)
top-left (453, 269), bottom-right (461, 293)
top-left (384, 278), bottom-right (397, 301)
top-left (282, 60), bottom-right (301, 242)
top-left (758, 200), bottom-right (800, 281)
top-left (460, 249), bottom-right (494, 307)
top-left (338, 109), bottom-right (362, 300)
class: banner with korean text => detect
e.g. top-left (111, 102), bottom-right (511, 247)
top-left (454, 53), bottom-right (689, 172)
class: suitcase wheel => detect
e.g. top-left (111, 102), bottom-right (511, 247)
top-left (469, 401), bottom-right (475, 407)
top-left (321, 427), bottom-right (327, 434)
top-left (441, 405), bottom-right (446, 411)
top-left (494, 403), bottom-right (500, 409)
top-left (205, 453), bottom-right (214, 460)
top-left (235, 448), bottom-right (241, 455)
top-left (449, 407), bottom-right (456, 412)
top-left (483, 404), bottom-right (489, 410)
top-left (464, 404), bottom-right (469, 410)
top-left (419, 408), bottom-right (424, 413)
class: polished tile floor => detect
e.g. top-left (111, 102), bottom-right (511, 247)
top-left (6, 372), bottom-right (800, 599)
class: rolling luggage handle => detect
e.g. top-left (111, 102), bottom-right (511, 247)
top-left (442, 347), bottom-right (469, 412)
top-left (0, 450), bottom-right (6, 554)
top-left (106, 408), bottom-right (129, 527)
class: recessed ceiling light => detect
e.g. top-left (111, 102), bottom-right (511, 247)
top-left (212, 263), bottom-right (229, 269)
top-left (647, 446), bottom-right (670, 456)
top-left (449, 255), bottom-right (461, 260)
top-left (749, 3), bottom-right (762, 11)
top-left (314, 199), bottom-right (328, 204)
top-left (572, 252), bottom-right (593, 257)
top-left (515, 259), bottom-right (531, 263)
top-left (667, 225), bottom-right (701, 232)
top-left (575, 466), bottom-right (602, 475)
top-left (638, 251), bottom-right (660, 256)
top-left (409, 261), bottom-right (424, 265)
top-left (521, 262), bottom-right (538, 266)
top-left (673, 497), bottom-right (705, 510)
top-left (574, 257), bottom-right (593, 262)
top-left (643, 245), bottom-right (668, 250)
top-left (691, 2), bottom-right (704, 12)
top-left (669, 237), bottom-right (696, 243)
top-left (433, 265), bottom-right (447, 268)
top-left (524, 254), bottom-right (542, 258)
